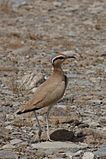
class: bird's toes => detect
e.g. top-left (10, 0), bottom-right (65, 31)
top-left (47, 136), bottom-right (53, 142)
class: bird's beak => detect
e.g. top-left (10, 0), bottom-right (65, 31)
top-left (66, 55), bottom-right (76, 59)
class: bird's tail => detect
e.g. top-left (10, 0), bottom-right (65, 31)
top-left (16, 106), bottom-right (35, 115)
top-left (16, 109), bottom-right (25, 114)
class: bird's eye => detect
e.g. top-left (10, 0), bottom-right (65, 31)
top-left (59, 57), bottom-right (64, 61)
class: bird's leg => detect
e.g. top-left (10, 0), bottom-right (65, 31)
top-left (34, 111), bottom-right (42, 142)
top-left (46, 106), bottom-right (52, 141)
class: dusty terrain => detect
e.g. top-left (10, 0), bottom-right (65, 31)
top-left (0, 0), bottom-right (106, 158)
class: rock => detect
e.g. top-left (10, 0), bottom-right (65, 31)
top-left (89, 121), bottom-right (100, 128)
top-left (55, 152), bottom-right (67, 158)
top-left (53, 2), bottom-right (62, 7)
top-left (88, 2), bottom-right (104, 14)
top-left (50, 129), bottom-right (74, 141)
top-left (88, 99), bottom-right (103, 106)
top-left (0, 150), bottom-right (18, 158)
top-left (20, 72), bottom-right (45, 92)
top-left (10, 0), bottom-right (30, 9)
top-left (10, 138), bottom-right (22, 145)
top-left (82, 152), bottom-right (95, 159)
top-left (5, 125), bottom-right (13, 130)
top-left (73, 150), bottom-right (83, 157)
top-left (66, 151), bottom-right (74, 159)
top-left (31, 141), bottom-right (88, 152)
top-left (99, 117), bottom-right (106, 126)
top-left (78, 123), bottom-right (89, 128)
top-left (89, 77), bottom-right (97, 83)
top-left (75, 130), bottom-right (85, 138)
top-left (68, 31), bottom-right (76, 37)
top-left (94, 144), bottom-right (106, 158)
top-left (2, 144), bottom-right (15, 149)
top-left (34, 151), bottom-right (45, 158)
top-left (0, 127), bottom-right (11, 140)
top-left (65, 5), bottom-right (79, 11)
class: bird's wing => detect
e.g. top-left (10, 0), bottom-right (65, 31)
top-left (17, 78), bottom-right (66, 114)
top-left (42, 80), bottom-right (66, 107)
top-left (17, 81), bottom-right (50, 114)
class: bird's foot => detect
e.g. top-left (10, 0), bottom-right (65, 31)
top-left (47, 135), bottom-right (53, 142)
top-left (48, 138), bottom-right (53, 142)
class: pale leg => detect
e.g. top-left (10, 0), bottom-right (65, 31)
top-left (34, 111), bottom-right (42, 141)
top-left (46, 106), bottom-right (52, 141)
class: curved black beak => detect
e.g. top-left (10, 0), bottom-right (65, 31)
top-left (67, 55), bottom-right (76, 59)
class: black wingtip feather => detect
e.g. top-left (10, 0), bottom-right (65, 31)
top-left (16, 110), bottom-right (22, 115)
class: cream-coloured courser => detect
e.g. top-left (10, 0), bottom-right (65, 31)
top-left (17, 54), bottom-right (75, 141)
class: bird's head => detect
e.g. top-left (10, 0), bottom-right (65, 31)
top-left (52, 54), bottom-right (75, 67)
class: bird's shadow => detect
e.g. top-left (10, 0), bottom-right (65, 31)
top-left (49, 129), bottom-right (86, 142)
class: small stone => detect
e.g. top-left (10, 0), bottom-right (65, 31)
top-left (0, 150), bottom-right (17, 158)
top-left (89, 77), bottom-right (97, 83)
top-left (35, 151), bottom-right (45, 158)
top-left (75, 130), bottom-right (84, 138)
top-left (20, 72), bottom-right (45, 92)
top-left (10, 138), bottom-right (22, 145)
top-left (89, 99), bottom-right (103, 106)
top-left (82, 152), bottom-right (95, 159)
top-left (94, 144), bottom-right (106, 158)
top-left (53, 2), bottom-right (62, 7)
top-left (5, 125), bottom-right (13, 130)
top-left (99, 117), bottom-right (106, 126)
top-left (56, 152), bottom-right (67, 158)
top-left (2, 144), bottom-right (15, 149)
top-left (78, 123), bottom-right (89, 128)
top-left (89, 121), bottom-right (100, 128)
top-left (66, 153), bottom-right (73, 159)
top-left (73, 150), bottom-right (83, 157)
top-left (50, 129), bottom-right (74, 141)
top-left (68, 31), bottom-right (76, 37)
top-left (65, 5), bottom-right (79, 11)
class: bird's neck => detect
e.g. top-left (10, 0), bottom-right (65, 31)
top-left (52, 65), bottom-right (64, 75)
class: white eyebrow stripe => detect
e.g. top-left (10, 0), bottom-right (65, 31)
top-left (52, 55), bottom-right (65, 63)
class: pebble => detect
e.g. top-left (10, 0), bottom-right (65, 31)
top-left (89, 99), bottom-right (103, 106)
top-left (20, 72), bottom-right (45, 91)
top-left (88, 2), bottom-right (104, 14)
top-left (53, 2), bottom-right (62, 7)
top-left (99, 117), bottom-right (106, 126)
top-left (89, 121), bottom-right (100, 128)
top-left (82, 152), bottom-right (95, 159)
top-left (5, 125), bottom-right (13, 130)
top-left (2, 144), bottom-right (15, 149)
top-left (11, 0), bottom-right (30, 10)
top-left (73, 150), bottom-right (83, 157)
top-left (0, 150), bottom-right (18, 158)
top-left (94, 144), bottom-right (106, 158)
top-left (78, 123), bottom-right (89, 128)
top-left (10, 138), bottom-right (22, 145)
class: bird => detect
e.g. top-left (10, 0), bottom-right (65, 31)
top-left (17, 53), bottom-right (75, 141)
